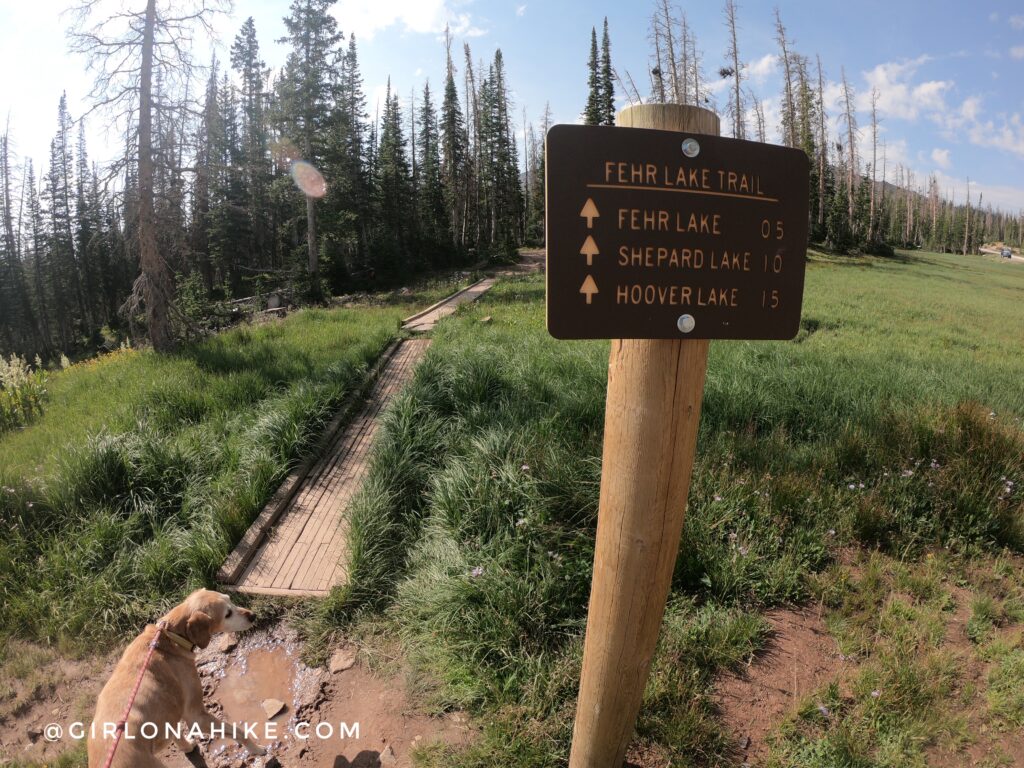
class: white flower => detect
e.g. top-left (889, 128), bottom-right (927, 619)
top-left (470, 566), bottom-right (484, 578)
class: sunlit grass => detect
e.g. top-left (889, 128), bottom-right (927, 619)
top-left (0, 279), bottom-right (464, 647)
top-left (306, 250), bottom-right (1023, 766)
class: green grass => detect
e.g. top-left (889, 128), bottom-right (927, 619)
top-left (303, 250), bottom-right (1023, 766)
top-left (0, 278), bottom-right (464, 647)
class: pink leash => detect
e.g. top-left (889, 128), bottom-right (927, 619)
top-left (100, 620), bottom-right (167, 768)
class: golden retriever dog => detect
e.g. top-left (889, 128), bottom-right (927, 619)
top-left (87, 589), bottom-right (266, 768)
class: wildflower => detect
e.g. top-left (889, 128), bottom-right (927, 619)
top-left (728, 532), bottom-right (738, 542)
top-left (470, 566), bottom-right (484, 578)
top-left (738, 545), bottom-right (750, 556)
top-left (848, 483), bottom-right (856, 490)
top-left (871, 690), bottom-right (881, 699)
top-left (828, 529), bottom-right (836, 537)
top-left (901, 469), bottom-right (914, 478)
top-left (520, 463), bottom-right (530, 472)
top-left (515, 518), bottom-right (527, 527)
top-left (817, 704), bottom-right (830, 718)
top-left (859, 482), bottom-right (865, 489)
top-left (714, 495), bottom-right (723, 502)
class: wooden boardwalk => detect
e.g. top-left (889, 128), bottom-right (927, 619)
top-left (219, 277), bottom-right (497, 597)
top-left (402, 277), bottom-right (497, 332)
top-left (219, 339), bottom-right (430, 596)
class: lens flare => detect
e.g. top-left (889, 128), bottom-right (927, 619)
top-left (291, 160), bottom-right (327, 198)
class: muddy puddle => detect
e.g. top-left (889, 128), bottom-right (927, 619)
top-left (157, 623), bottom-right (473, 768)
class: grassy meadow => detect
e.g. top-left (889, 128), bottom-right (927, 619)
top-left (2, 250), bottom-right (1023, 767)
top-left (306, 249), bottom-right (1024, 767)
top-left (0, 277), bottom-right (469, 646)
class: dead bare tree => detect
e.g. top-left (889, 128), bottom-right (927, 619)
top-left (869, 87), bottom-right (879, 243)
top-left (752, 93), bottom-right (766, 143)
top-left (815, 55), bottom-right (827, 230)
top-left (68, 0), bottom-right (229, 352)
top-left (676, 11), bottom-right (691, 105)
top-left (775, 8), bottom-right (796, 147)
top-left (723, 0), bottom-right (745, 139)
top-left (963, 177), bottom-right (971, 255)
top-left (649, 14), bottom-right (667, 102)
top-left (637, 4), bottom-right (704, 108)
top-left (839, 67), bottom-right (858, 234)
top-left (658, 0), bottom-right (681, 102)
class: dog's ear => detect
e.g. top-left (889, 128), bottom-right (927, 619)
top-left (186, 610), bottom-right (214, 649)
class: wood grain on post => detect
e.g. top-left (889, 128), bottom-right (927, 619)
top-left (568, 104), bottom-right (720, 768)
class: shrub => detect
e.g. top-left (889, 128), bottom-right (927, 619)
top-left (0, 354), bottom-right (47, 434)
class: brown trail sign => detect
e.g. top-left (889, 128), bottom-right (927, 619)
top-left (548, 105), bottom-right (809, 768)
top-left (546, 117), bottom-right (809, 340)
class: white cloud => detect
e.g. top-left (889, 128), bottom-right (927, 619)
top-left (960, 96), bottom-right (982, 122)
top-left (858, 56), bottom-right (952, 121)
top-left (930, 148), bottom-right (951, 168)
top-left (516, 4), bottom-right (527, 17)
top-left (935, 95), bottom-right (1024, 162)
top-left (1010, 46), bottom-right (1024, 60)
top-left (747, 53), bottom-right (777, 83)
top-left (1010, 14), bottom-right (1024, 30)
top-left (333, 0), bottom-right (486, 40)
top-left (822, 80), bottom-right (845, 114)
top-left (967, 113), bottom-right (1024, 159)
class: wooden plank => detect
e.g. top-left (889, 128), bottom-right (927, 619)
top-left (400, 278), bottom-right (490, 326)
top-left (218, 340), bottom-right (402, 584)
top-left (272, 340), bottom-right (429, 590)
top-left (403, 278), bottom-right (497, 332)
top-left (224, 583), bottom-right (329, 598)
top-left (295, 342), bottom-right (430, 590)
top-left (229, 337), bottom-right (431, 595)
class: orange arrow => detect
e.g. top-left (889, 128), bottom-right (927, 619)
top-left (580, 275), bottom-right (599, 305)
top-left (580, 235), bottom-right (600, 265)
top-left (580, 198), bottom-right (600, 228)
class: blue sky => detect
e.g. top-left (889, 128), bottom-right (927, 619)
top-left (1, 0), bottom-right (1022, 209)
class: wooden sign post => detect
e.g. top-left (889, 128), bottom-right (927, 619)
top-left (544, 104), bottom-right (809, 768)
top-left (568, 104), bottom-right (717, 768)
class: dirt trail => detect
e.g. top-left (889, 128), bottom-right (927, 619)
top-left (174, 623), bottom-right (472, 768)
top-left (1, 622), bottom-right (472, 767)
top-left (712, 607), bottom-right (845, 765)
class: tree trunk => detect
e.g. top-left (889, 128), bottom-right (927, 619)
top-left (963, 178), bottom-right (971, 256)
top-left (869, 89), bottom-right (878, 243)
top-left (815, 56), bottom-right (827, 231)
top-left (138, 0), bottom-right (174, 351)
